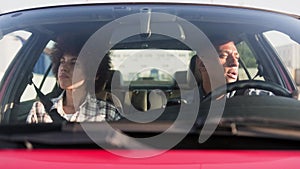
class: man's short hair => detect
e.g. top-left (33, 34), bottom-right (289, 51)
top-left (209, 35), bottom-right (235, 49)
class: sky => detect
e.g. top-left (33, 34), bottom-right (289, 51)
top-left (0, 0), bottom-right (300, 15)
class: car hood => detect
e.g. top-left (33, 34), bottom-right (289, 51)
top-left (1, 149), bottom-right (300, 169)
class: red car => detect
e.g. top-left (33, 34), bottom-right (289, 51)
top-left (1, 1), bottom-right (300, 168)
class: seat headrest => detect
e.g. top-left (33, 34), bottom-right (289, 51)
top-left (187, 55), bottom-right (201, 88)
top-left (174, 71), bottom-right (187, 84)
top-left (106, 70), bottom-right (123, 90)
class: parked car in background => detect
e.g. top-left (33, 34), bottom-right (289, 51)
top-left (1, 1), bottom-right (300, 168)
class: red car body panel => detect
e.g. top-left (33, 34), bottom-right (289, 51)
top-left (1, 150), bottom-right (300, 169)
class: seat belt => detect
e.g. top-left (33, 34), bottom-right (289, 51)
top-left (30, 81), bottom-right (67, 123)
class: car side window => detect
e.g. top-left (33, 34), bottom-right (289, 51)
top-left (20, 40), bottom-right (57, 102)
top-left (263, 30), bottom-right (300, 83)
top-left (236, 41), bottom-right (263, 80)
top-left (0, 30), bottom-right (31, 83)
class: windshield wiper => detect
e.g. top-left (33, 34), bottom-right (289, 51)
top-left (215, 117), bottom-right (300, 141)
top-left (0, 122), bottom-right (167, 149)
top-left (0, 123), bottom-right (63, 148)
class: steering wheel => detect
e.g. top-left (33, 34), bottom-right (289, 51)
top-left (201, 80), bottom-right (292, 103)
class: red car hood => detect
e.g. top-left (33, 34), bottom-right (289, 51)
top-left (1, 149), bottom-right (300, 169)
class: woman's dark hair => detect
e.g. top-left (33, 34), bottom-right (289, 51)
top-left (189, 55), bottom-right (202, 86)
top-left (95, 53), bottom-right (113, 93)
top-left (51, 33), bottom-right (88, 77)
top-left (50, 33), bottom-right (112, 92)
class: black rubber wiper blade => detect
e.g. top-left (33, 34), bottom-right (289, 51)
top-left (0, 122), bottom-right (63, 135)
top-left (220, 117), bottom-right (300, 128)
top-left (0, 123), bottom-right (63, 148)
top-left (0, 123), bottom-right (103, 147)
top-left (0, 122), bottom-right (159, 149)
top-left (216, 117), bottom-right (300, 140)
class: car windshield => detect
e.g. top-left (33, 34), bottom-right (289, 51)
top-left (0, 4), bottom-right (300, 153)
